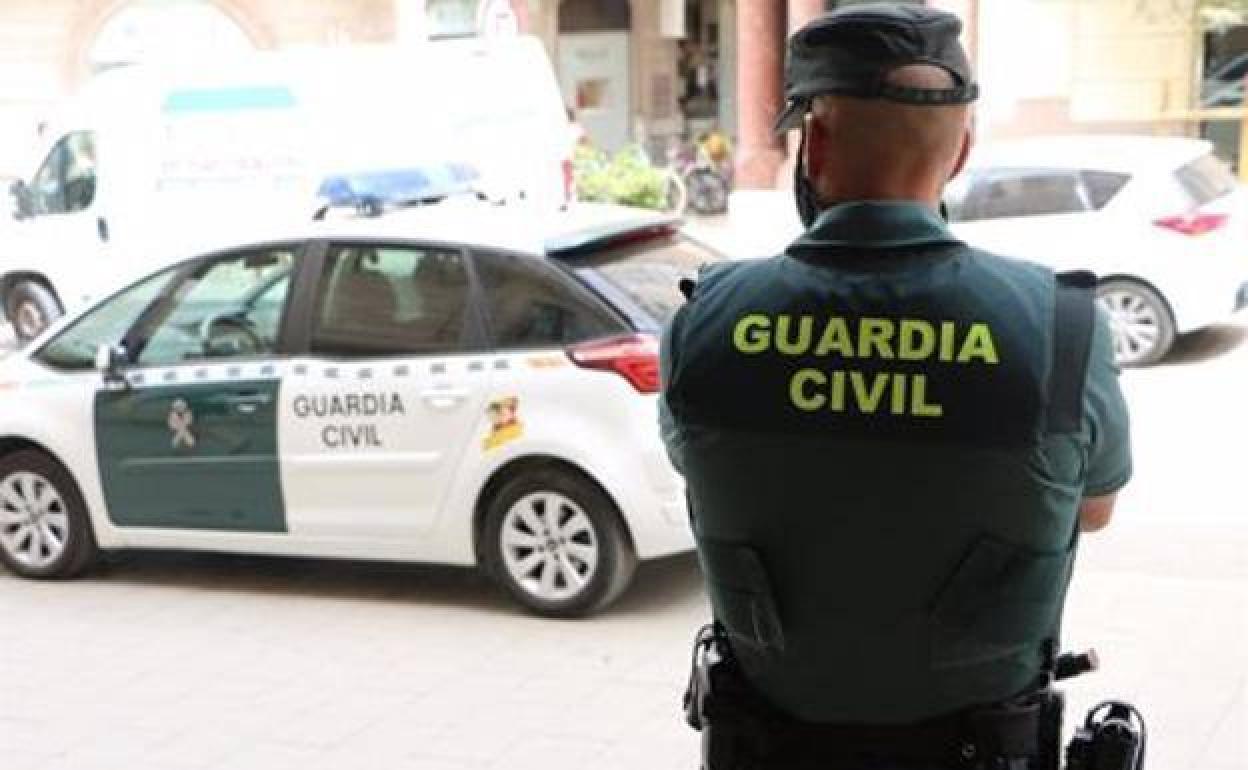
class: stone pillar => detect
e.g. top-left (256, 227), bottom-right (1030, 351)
top-left (782, 0), bottom-right (826, 168)
top-left (735, 0), bottom-right (785, 188)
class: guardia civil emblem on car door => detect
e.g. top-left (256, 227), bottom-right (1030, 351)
top-left (167, 398), bottom-right (196, 450)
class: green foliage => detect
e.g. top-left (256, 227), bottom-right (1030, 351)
top-left (573, 144), bottom-right (669, 211)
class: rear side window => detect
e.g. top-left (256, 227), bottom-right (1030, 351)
top-left (1174, 153), bottom-right (1236, 206)
top-left (474, 251), bottom-right (622, 349)
top-left (961, 170), bottom-right (1088, 221)
top-left (1080, 171), bottom-right (1130, 209)
top-left (568, 235), bottom-right (721, 327)
top-left (311, 244), bottom-right (472, 356)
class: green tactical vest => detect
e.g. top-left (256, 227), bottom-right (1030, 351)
top-left (662, 212), bottom-right (1098, 725)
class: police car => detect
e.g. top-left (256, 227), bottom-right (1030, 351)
top-left (0, 202), bottom-right (713, 616)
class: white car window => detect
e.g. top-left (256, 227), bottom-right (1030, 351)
top-left (475, 250), bottom-right (620, 348)
top-left (135, 249), bottom-right (295, 366)
top-left (961, 169), bottom-right (1089, 221)
top-left (310, 244), bottom-right (471, 356)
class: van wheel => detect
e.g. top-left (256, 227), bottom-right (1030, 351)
top-left (5, 281), bottom-right (62, 344)
top-left (0, 450), bottom-right (98, 579)
top-left (1096, 279), bottom-right (1175, 367)
top-left (483, 468), bottom-right (636, 618)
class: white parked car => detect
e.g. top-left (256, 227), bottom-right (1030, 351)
top-left (946, 135), bottom-right (1248, 365)
top-left (0, 203), bottom-right (711, 616)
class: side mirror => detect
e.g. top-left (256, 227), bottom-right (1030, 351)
top-left (94, 344), bottom-right (129, 389)
top-left (9, 180), bottom-right (32, 220)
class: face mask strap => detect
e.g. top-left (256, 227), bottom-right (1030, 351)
top-left (794, 122), bottom-right (820, 229)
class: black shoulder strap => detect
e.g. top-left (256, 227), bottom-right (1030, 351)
top-left (1046, 270), bottom-right (1098, 434)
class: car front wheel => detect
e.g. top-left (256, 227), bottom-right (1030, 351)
top-left (483, 468), bottom-right (637, 618)
top-left (0, 450), bottom-right (98, 579)
top-left (1096, 279), bottom-right (1176, 367)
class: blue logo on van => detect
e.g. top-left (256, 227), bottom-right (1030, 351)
top-left (163, 86), bottom-right (296, 113)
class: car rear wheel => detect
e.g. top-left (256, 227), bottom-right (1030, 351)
top-left (483, 467), bottom-right (636, 617)
top-left (1096, 279), bottom-right (1176, 367)
top-left (5, 280), bottom-right (62, 345)
top-left (0, 450), bottom-right (97, 579)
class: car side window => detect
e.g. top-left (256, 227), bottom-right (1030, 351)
top-left (310, 244), bottom-right (471, 356)
top-left (962, 169), bottom-right (1088, 221)
top-left (474, 250), bottom-right (620, 349)
top-left (30, 132), bottom-right (97, 216)
top-left (134, 249), bottom-right (295, 366)
top-left (1080, 171), bottom-right (1130, 210)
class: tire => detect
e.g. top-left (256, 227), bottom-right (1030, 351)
top-left (5, 280), bottom-right (62, 345)
top-left (1095, 279), bottom-right (1176, 367)
top-left (482, 467), bottom-right (637, 618)
top-left (0, 449), bottom-right (98, 579)
top-left (686, 169), bottom-right (730, 216)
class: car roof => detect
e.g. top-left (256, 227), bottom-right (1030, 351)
top-left (192, 201), bottom-right (682, 260)
top-left (966, 135), bottom-right (1212, 175)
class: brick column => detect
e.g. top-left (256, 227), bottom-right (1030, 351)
top-left (508, 0), bottom-right (530, 32)
top-left (735, 0), bottom-right (785, 188)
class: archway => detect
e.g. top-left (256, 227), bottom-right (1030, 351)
top-left (85, 0), bottom-right (257, 75)
top-left (557, 0), bottom-right (633, 151)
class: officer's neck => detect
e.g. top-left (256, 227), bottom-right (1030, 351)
top-left (815, 176), bottom-right (945, 213)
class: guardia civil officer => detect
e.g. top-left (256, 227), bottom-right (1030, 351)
top-left (661, 4), bottom-right (1132, 769)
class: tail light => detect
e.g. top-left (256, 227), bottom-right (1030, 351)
top-left (562, 158), bottom-right (576, 205)
top-left (1154, 212), bottom-right (1228, 236)
top-left (567, 334), bottom-right (660, 394)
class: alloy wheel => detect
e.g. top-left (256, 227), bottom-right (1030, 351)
top-left (499, 491), bottom-right (600, 603)
top-left (1098, 289), bottom-right (1162, 366)
top-left (0, 471), bottom-right (70, 570)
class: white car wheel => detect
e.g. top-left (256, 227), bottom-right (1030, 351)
top-left (1096, 279), bottom-right (1176, 367)
top-left (483, 468), bottom-right (636, 617)
top-left (501, 492), bottom-right (600, 604)
top-left (0, 450), bottom-right (97, 579)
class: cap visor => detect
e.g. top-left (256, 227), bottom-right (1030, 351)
top-left (773, 101), bottom-right (806, 136)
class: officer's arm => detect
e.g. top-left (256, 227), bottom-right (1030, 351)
top-left (658, 306), bottom-right (688, 475)
top-left (1079, 308), bottom-right (1132, 534)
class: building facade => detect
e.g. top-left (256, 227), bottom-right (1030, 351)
top-left (0, 0), bottom-right (1227, 183)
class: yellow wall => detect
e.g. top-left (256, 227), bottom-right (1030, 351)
top-left (977, 0), bottom-right (1199, 139)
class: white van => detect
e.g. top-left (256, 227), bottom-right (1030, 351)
top-left (0, 36), bottom-right (573, 342)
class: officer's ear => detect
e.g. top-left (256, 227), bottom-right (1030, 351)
top-left (950, 121), bottom-right (974, 181)
top-left (804, 114), bottom-right (827, 184)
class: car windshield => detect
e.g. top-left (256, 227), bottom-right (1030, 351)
top-left (34, 267), bottom-right (178, 370)
top-left (568, 234), bottom-right (722, 328)
top-left (1174, 153), bottom-right (1237, 206)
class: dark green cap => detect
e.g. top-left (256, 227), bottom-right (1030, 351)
top-left (774, 2), bottom-right (979, 134)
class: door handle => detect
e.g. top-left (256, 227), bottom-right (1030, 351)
top-left (217, 391), bottom-right (272, 415)
top-left (97, 216), bottom-right (109, 242)
top-left (421, 387), bottom-right (469, 411)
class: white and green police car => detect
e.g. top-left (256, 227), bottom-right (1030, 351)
top-left (0, 202), bottom-right (713, 616)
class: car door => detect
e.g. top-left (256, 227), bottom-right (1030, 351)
top-left (277, 241), bottom-right (492, 540)
top-left (94, 245), bottom-right (298, 532)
